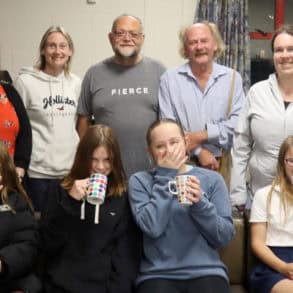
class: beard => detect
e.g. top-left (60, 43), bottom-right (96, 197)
top-left (114, 46), bottom-right (139, 58)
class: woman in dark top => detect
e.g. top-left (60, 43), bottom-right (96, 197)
top-left (0, 142), bottom-right (40, 293)
top-left (41, 124), bottom-right (141, 293)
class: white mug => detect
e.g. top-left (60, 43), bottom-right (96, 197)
top-left (86, 173), bottom-right (108, 205)
top-left (168, 175), bottom-right (192, 205)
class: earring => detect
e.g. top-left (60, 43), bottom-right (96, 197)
top-left (148, 154), bottom-right (155, 169)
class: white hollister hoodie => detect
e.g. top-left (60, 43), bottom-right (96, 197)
top-left (14, 67), bottom-right (81, 178)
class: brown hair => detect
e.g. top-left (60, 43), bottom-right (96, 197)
top-left (0, 142), bottom-right (34, 212)
top-left (271, 24), bottom-right (293, 52)
top-left (36, 25), bottom-right (74, 75)
top-left (179, 21), bottom-right (226, 59)
top-left (267, 135), bottom-right (293, 224)
top-left (62, 124), bottom-right (126, 196)
top-left (146, 118), bottom-right (185, 146)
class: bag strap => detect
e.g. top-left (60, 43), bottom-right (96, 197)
top-left (226, 70), bottom-right (236, 117)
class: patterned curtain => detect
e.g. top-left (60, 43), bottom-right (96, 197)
top-left (195, 0), bottom-right (250, 92)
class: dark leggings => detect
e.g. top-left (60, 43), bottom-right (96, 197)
top-left (137, 276), bottom-right (230, 293)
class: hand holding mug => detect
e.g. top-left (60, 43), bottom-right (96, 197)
top-left (69, 178), bottom-right (89, 201)
top-left (184, 175), bottom-right (202, 204)
top-left (168, 175), bottom-right (201, 205)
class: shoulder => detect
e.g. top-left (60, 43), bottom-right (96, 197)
top-left (189, 166), bottom-right (227, 193)
top-left (66, 72), bottom-right (81, 83)
top-left (6, 192), bottom-right (32, 213)
top-left (83, 58), bottom-right (114, 79)
top-left (254, 184), bottom-right (272, 199)
top-left (214, 63), bottom-right (242, 80)
top-left (142, 57), bottom-right (166, 69)
top-left (129, 170), bottom-right (152, 186)
top-left (248, 74), bottom-right (274, 93)
top-left (246, 76), bottom-right (273, 103)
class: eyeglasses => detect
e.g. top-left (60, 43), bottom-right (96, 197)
top-left (112, 31), bottom-right (143, 39)
top-left (284, 158), bottom-right (293, 167)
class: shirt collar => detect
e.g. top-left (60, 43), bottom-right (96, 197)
top-left (177, 61), bottom-right (228, 81)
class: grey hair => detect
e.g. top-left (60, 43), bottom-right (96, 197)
top-left (111, 14), bottom-right (144, 33)
top-left (178, 21), bottom-right (226, 59)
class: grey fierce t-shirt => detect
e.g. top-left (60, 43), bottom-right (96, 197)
top-left (77, 57), bottom-right (166, 177)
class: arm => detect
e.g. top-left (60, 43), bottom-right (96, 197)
top-left (128, 168), bottom-right (177, 238)
top-left (76, 69), bottom-right (93, 138)
top-left (189, 173), bottom-right (235, 248)
top-left (158, 73), bottom-right (178, 120)
top-left (251, 223), bottom-right (293, 279)
top-left (207, 72), bottom-right (245, 150)
top-left (77, 115), bottom-right (90, 138)
top-left (229, 94), bottom-right (253, 207)
top-left (0, 207), bottom-right (38, 279)
top-left (2, 83), bottom-right (32, 171)
top-left (108, 199), bottom-right (142, 293)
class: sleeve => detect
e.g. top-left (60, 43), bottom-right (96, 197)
top-left (40, 182), bottom-right (80, 256)
top-left (13, 76), bottom-right (30, 108)
top-left (206, 71), bottom-right (245, 150)
top-left (108, 198), bottom-right (142, 293)
top-left (76, 68), bottom-right (93, 117)
top-left (0, 203), bottom-right (39, 279)
top-left (2, 82), bottom-right (32, 170)
top-left (158, 72), bottom-right (178, 120)
top-left (229, 91), bottom-right (254, 207)
top-left (189, 173), bottom-right (235, 249)
top-left (128, 168), bottom-right (177, 238)
top-left (250, 188), bottom-right (267, 223)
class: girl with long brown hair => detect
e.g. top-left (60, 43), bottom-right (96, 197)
top-left (41, 124), bottom-right (141, 293)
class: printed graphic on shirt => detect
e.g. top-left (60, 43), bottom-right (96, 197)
top-left (111, 87), bottom-right (149, 96)
top-left (43, 95), bottom-right (77, 109)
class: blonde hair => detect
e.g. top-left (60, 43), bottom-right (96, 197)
top-left (36, 25), bottom-right (74, 75)
top-left (267, 136), bottom-right (293, 225)
top-left (179, 21), bottom-right (226, 59)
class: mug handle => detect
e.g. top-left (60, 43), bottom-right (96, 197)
top-left (168, 180), bottom-right (178, 195)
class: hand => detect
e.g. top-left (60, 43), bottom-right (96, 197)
top-left (184, 130), bottom-right (208, 152)
top-left (16, 167), bottom-right (25, 181)
top-left (0, 176), bottom-right (3, 191)
top-left (185, 175), bottom-right (202, 203)
top-left (157, 143), bottom-right (188, 170)
top-left (68, 178), bottom-right (89, 201)
top-left (198, 148), bottom-right (219, 170)
top-left (280, 262), bottom-right (293, 280)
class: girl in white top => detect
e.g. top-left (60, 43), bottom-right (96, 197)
top-left (250, 135), bottom-right (293, 293)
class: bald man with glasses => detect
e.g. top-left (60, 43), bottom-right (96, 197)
top-left (77, 14), bottom-right (166, 177)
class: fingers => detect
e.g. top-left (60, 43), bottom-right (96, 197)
top-left (186, 176), bottom-right (201, 203)
top-left (69, 178), bottom-right (89, 201)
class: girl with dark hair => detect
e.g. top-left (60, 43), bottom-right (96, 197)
top-left (41, 124), bottom-right (141, 293)
top-left (0, 142), bottom-right (40, 292)
top-left (250, 135), bottom-right (293, 293)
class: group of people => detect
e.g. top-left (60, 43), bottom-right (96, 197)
top-left (0, 11), bottom-right (293, 293)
